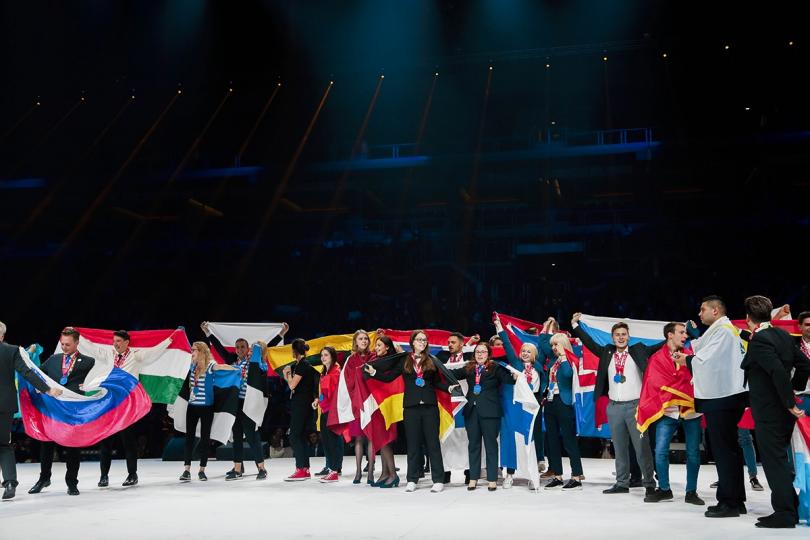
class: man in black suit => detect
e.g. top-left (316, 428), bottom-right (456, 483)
top-left (571, 312), bottom-right (664, 496)
top-left (28, 327), bottom-right (95, 496)
top-left (740, 296), bottom-right (810, 529)
top-left (0, 321), bottom-right (61, 500)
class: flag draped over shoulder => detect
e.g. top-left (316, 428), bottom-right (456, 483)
top-left (732, 318), bottom-right (800, 336)
top-left (496, 361), bottom-right (541, 488)
top-left (17, 347), bottom-right (151, 447)
top-left (169, 368), bottom-right (241, 444)
top-left (636, 347), bottom-right (696, 433)
top-left (63, 327), bottom-right (192, 405)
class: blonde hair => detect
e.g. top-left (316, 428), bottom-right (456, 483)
top-left (352, 329), bottom-right (371, 354)
top-left (550, 333), bottom-right (573, 355)
top-left (191, 341), bottom-right (214, 377)
top-left (520, 342), bottom-right (538, 361)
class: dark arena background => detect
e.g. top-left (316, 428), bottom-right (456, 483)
top-left (2, 2), bottom-right (810, 537)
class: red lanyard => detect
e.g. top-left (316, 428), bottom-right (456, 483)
top-left (550, 358), bottom-right (562, 383)
top-left (239, 357), bottom-right (249, 380)
top-left (62, 353), bottom-right (77, 377)
top-left (413, 357), bottom-right (423, 379)
top-left (800, 339), bottom-right (810, 360)
top-left (115, 349), bottom-right (130, 368)
top-left (523, 364), bottom-right (533, 384)
top-left (475, 364), bottom-right (484, 386)
top-left (612, 350), bottom-right (629, 376)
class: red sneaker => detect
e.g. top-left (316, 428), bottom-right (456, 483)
top-left (320, 471), bottom-right (339, 483)
top-left (284, 468), bottom-right (311, 482)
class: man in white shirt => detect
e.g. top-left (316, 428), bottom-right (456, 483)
top-left (572, 313), bottom-right (664, 496)
top-left (673, 295), bottom-right (748, 518)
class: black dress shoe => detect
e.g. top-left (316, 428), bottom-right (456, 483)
top-left (644, 488), bottom-right (673, 503)
top-left (685, 491), bottom-right (705, 505)
top-left (28, 478), bottom-right (51, 494)
top-left (603, 484), bottom-right (630, 494)
top-left (67, 485), bottom-right (80, 496)
top-left (2, 482), bottom-right (17, 500)
top-left (704, 503), bottom-right (739, 518)
top-left (757, 513), bottom-right (799, 525)
top-left (708, 503), bottom-right (746, 514)
top-left (98, 475), bottom-right (109, 488)
top-left (256, 469), bottom-right (267, 481)
top-left (444, 471), bottom-right (451, 484)
top-left (755, 517), bottom-right (795, 529)
top-left (122, 474), bottom-right (138, 487)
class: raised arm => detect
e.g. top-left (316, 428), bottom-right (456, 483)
top-left (135, 333), bottom-right (175, 367)
top-left (570, 312), bottom-right (607, 357)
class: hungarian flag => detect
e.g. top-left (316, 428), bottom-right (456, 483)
top-left (169, 368), bottom-right (241, 444)
top-left (17, 347), bottom-right (151, 447)
top-left (636, 347), bottom-right (696, 433)
top-left (61, 327), bottom-right (192, 405)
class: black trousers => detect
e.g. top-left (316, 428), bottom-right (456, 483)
top-left (320, 411), bottom-right (344, 473)
top-left (289, 399), bottom-right (314, 469)
top-left (0, 412), bottom-right (18, 486)
top-left (755, 413), bottom-right (798, 522)
top-left (184, 405), bottom-right (214, 467)
top-left (404, 404), bottom-right (444, 483)
top-left (39, 441), bottom-right (81, 487)
top-left (232, 400), bottom-right (264, 466)
top-left (706, 407), bottom-right (746, 506)
top-left (545, 398), bottom-right (584, 477)
top-left (99, 423), bottom-right (138, 476)
top-left (465, 407), bottom-right (500, 482)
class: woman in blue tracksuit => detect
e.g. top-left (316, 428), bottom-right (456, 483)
top-left (542, 333), bottom-right (584, 490)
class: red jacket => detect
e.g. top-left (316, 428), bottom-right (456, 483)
top-left (319, 364), bottom-right (342, 413)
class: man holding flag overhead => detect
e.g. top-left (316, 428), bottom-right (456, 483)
top-left (572, 312), bottom-right (663, 497)
top-left (29, 327), bottom-right (95, 496)
top-left (0, 321), bottom-right (61, 500)
top-left (78, 329), bottom-right (175, 488)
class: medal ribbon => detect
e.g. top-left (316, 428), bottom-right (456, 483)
top-left (612, 351), bottom-right (629, 377)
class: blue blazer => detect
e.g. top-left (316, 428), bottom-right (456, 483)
top-left (549, 358), bottom-right (575, 406)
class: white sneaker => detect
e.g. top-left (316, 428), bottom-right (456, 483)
top-left (405, 482), bottom-right (417, 492)
top-left (430, 483), bottom-right (444, 493)
top-left (503, 475), bottom-right (514, 489)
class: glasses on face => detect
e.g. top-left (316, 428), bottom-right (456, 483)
top-left (474, 350), bottom-right (488, 355)
top-left (413, 338), bottom-right (428, 343)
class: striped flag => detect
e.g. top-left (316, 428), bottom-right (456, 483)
top-left (17, 347), bottom-right (151, 447)
top-left (169, 368), bottom-right (242, 444)
top-left (206, 322), bottom-right (285, 363)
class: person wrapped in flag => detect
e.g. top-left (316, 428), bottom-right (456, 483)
top-left (315, 346), bottom-right (344, 483)
top-left (365, 334), bottom-right (399, 488)
top-left (202, 321), bottom-right (288, 481)
top-left (447, 341), bottom-right (517, 491)
top-left (364, 330), bottom-right (458, 493)
top-left (636, 322), bottom-right (704, 505)
top-left (26, 327), bottom-right (95, 496)
top-left (77, 328), bottom-right (175, 489)
top-left (177, 342), bottom-right (238, 482)
top-left (494, 314), bottom-right (548, 488)
top-left (282, 338), bottom-right (320, 481)
top-left (541, 334), bottom-right (585, 491)
top-left (341, 329), bottom-right (378, 485)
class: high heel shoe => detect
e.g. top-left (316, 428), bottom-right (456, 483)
top-left (352, 474), bottom-right (362, 485)
top-left (379, 476), bottom-right (400, 488)
top-left (372, 476), bottom-right (389, 487)
top-left (367, 475), bottom-right (376, 486)
top-left (467, 480), bottom-right (477, 491)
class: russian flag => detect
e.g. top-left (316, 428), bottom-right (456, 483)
top-left (17, 347), bottom-right (151, 448)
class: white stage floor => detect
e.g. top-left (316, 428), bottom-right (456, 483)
top-left (1, 457), bottom-right (805, 539)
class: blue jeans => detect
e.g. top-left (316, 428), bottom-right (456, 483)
top-left (737, 428), bottom-right (758, 477)
top-left (654, 415), bottom-right (701, 492)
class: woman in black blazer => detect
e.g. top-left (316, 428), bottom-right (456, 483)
top-left (364, 330), bottom-right (453, 493)
top-left (449, 342), bottom-right (517, 491)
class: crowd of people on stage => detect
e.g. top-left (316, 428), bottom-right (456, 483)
top-left (2, 294), bottom-right (810, 528)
